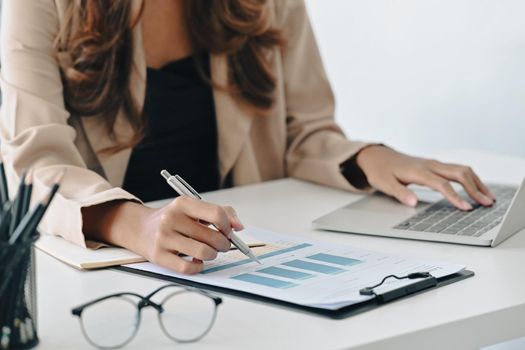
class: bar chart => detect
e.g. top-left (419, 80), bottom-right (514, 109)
top-left (229, 251), bottom-right (363, 289)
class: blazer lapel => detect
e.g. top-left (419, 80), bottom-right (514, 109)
top-left (101, 9), bottom-right (147, 186)
top-left (211, 54), bottom-right (254, 185)
top-left (104, 10), bottom-right (147, 187)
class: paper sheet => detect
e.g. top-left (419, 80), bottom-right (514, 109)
top-left (124, 227), bottom-right (465, 310)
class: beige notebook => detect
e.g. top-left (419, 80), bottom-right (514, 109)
top-left (36, 234), bottom-right (265, 270)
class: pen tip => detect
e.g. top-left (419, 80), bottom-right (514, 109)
top-left (160, 169), bottom-right (171, 180)
top-left (250, 254), bottom-right (261, 264)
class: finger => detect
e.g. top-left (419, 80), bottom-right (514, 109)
top-left (154, 251), bottom-right (203, 275)
top-left (165, 231), bottom-right (218, 261)
top-left (471, 172), bottom-right (497, 201)
top-left (370, 176), bottom-right (418, 207)
top-left (172, 197), bottom-right (232, 235)
top-left (411, 170), bottom-right (472, 211)
top-left (427, 163), bottom-right (493, 206)
top-left (172, 215), bottom-right (231, 252)
top-left (223, 206), bottom-right (244, 231)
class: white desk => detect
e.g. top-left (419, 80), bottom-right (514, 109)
top-left (36, 150), bottom-right (525, 350)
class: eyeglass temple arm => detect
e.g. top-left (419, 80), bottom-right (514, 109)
top-left (145, 283), bottom-right (223, 305)
top-left (71, 292), bottom-right (146, 316)
top-left (71, 285), bottom-right (223, 317)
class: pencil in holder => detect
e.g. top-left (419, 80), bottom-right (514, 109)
top-left (0, 235), bottom-right (39, 350)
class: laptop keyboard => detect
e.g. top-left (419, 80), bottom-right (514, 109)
top-left (393, 185), bottom-right (516, 237)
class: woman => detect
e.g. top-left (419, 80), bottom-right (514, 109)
top-left (0, 0), bottom-right (495, 274)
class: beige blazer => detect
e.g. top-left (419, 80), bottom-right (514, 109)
top-left (0, 0), bottom-right (368, 247)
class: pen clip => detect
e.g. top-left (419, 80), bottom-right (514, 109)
top-left (174, 175), bottom-right (202, 200)
top-left (161, 170), bottom-right (193, 198)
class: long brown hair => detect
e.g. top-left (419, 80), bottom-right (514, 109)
top-left (56, 0), bottom-right (283, 152)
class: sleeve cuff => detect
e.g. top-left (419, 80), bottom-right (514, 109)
top-left (39, 187), bottom-right (142, 248)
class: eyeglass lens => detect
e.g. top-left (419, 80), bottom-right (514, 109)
top-left (79, 296), bottom-right (139, 349)
top-left (158, 290), bottom-right (218, 342)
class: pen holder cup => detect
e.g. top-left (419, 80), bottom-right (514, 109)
top-left (0, 237), bottom-right (39, 350)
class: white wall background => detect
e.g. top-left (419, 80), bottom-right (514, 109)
top-left (305, 0), bottom-right (525, 158)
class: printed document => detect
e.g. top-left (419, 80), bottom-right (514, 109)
top-left (124, 227), bottom-right (465, 310)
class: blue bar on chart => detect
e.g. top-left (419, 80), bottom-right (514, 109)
top-left (283, 260), bottom-right (345, 275)
top-left (306, 253), bottom-right (362, 267)
top-left (201, 243), bottom-right (312, 275)
top-left (231, 273), bottom-right (298, 289)
top-left (257, 243), bottom-right (313, 260)
top-left (257, 266), bottom-right (314, 280)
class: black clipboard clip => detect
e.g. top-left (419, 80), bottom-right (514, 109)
top-left (359, 272), bottom-right (438, 303)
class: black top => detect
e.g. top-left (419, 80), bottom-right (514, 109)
top-left (123, 54), bottom-right (220, 202)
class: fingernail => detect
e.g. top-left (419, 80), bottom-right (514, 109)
top-left (480, 194), bottom-right (494, 206)
top-left (406, 196), bottom-right (418, 207)
top-left (233, 215), bottom-right (244, 230)
top-left (461, 201), bottom-right (473, 211)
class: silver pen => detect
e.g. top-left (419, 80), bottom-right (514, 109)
top-left (160, 170), bottom-right (261, 264)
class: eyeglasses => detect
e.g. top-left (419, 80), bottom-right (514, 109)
top-left (71, 284), bottom-right (222, 349)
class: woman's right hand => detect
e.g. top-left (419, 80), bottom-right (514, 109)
top-left (141, 196), bottom-right (243, 274)
top-left (83, 197), bottom-right (244, 275)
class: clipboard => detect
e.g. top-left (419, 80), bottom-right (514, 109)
top-left (114, 265), bottom-right (474, 319)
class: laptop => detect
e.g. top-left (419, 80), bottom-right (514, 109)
top-left (313, 178), bottom-right (525, 247)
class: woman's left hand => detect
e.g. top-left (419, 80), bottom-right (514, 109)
top-left (355, 146), bottom-right (496, 210)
